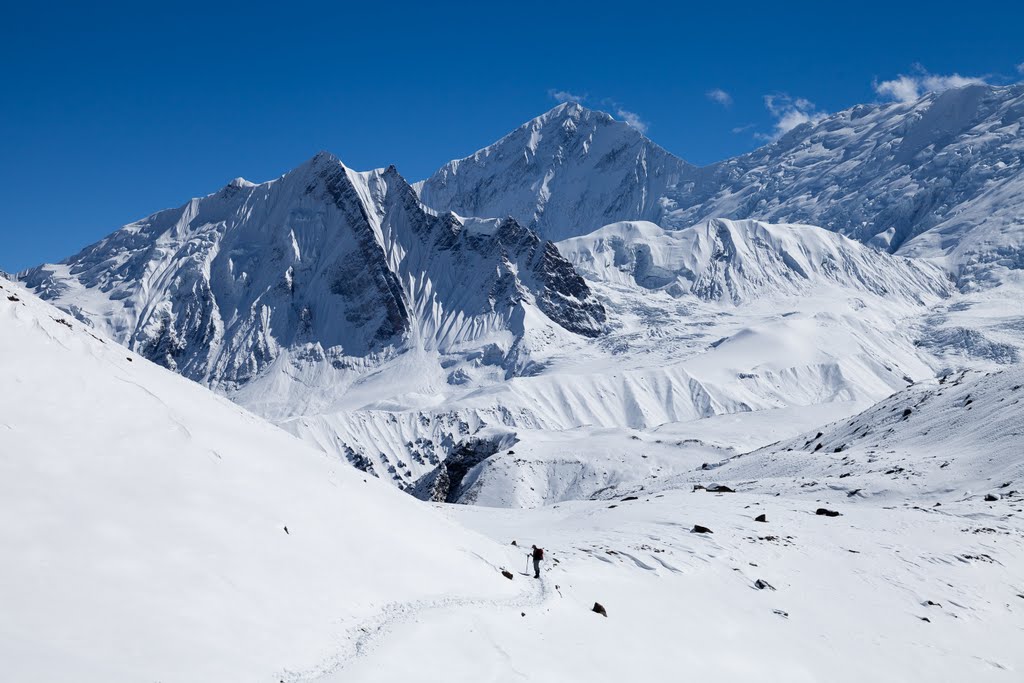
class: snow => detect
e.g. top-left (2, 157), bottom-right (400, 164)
top-left (333, 482), bottom-right (1024, 682)
top-left (0, 279), bottom-right (524, 683)
top-left (418, 102), bottom-right (691, 242)
top-left (8, 274), bottom-right (1019, 682)
top-left (558, 218), bottom-right (952, 304)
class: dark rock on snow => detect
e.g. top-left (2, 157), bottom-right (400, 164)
top-left (816, 508), bottom-right (841, 517)
top-left (692, 525), bottom-right (713, 534)
top-left (592, 602), bottom-right (608, 617)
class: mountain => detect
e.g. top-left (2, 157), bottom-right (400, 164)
top-left (557, 218), bottom-right (952, 304)
top-left (419, 85), bottom-right (1024, 279)
top-left (417, 102), bottom-right (692, 242)
top-left (0, 278), bottom-right (522, 682)
top-left (21, 170), bottom-right (959, 488)
top-left (22, 152), bottom-right (605, 391)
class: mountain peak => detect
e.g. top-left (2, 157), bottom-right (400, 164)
top-left (227, 177), bottom-right (255, 189)
top-left (528, 101), bottom-right (625, 134)
top-left (418, 104), bottom-right (691, 241)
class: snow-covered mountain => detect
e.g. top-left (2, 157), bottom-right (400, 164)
top-left (420, 85), bottom-right (1024, 279)
top-left (25, 93), bottom-right (1024, 493)
top-left (557, 218), bottom-right (952, 304)
top-left (0, 278), bottom-right (524, 683)
top-left (417, 102), bottom-right (692, 242)
top-left (21, 174), bottom-right (963, 488)
top-left (22, 152), bottom-right (605, 390)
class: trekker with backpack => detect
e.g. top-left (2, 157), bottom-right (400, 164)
top-left (531, 544), bottom-right (544, 579)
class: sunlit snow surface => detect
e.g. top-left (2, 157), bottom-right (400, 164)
top-left (3, 279), bottom-right (1022, 682)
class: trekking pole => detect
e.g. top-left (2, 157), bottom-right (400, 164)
top-left (525, 553), bottom-right (530, 574)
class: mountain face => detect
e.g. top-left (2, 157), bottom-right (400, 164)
top-left (417, 102), bottom-right (692, 242)
top-left (557, 219), bottom-right (953, 304)
top-left (419, 85), bottom-right (1024, 279)
top-left (22, 153), bottom-right (605, 389)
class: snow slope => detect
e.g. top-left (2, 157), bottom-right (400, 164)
top-left (0, 279), bottom-right (525, 683)
top-left (335, 480), bottom-right (1024, 682)
top-left (715, 366), bottom-right (1024, 501)
top-left (419, 85), bottom-right (1024, 276)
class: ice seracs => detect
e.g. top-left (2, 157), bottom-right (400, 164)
top-left (557, 218), bottom-right (952, 304)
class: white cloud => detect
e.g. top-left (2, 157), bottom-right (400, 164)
top-left (707, 88), bottom-right (733, 107)
top-left (760, 94), bottom-right (827, 139)
top-left (615, 107), bottom-right (648, 133)
top-left (874, 75), bottom-right (921, 104)
top-left (549, 89), bottom-right (585, 104)
top-left (1017, 63), bottom-right (1024, 75)
top-left (874, 66), bottom-right (988, 103)
top-left (731, 123), bottom-right (756, 134)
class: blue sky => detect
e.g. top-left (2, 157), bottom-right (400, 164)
top-left (2, 0), bottom-right (1022, 272)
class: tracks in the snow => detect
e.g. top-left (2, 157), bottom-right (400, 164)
top-left (281, 573), bottom-right (553, 682)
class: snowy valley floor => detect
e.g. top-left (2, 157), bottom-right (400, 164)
top-left (317, 489), bottom-right (1024, 683)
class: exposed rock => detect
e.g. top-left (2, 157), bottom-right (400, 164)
top-left (816, 508), bottom-right (841, 517)
top-left (985, 493), bottom-right (1000, 502)
top-left (754, 579), bottom-right (776, 591)
top-left (592, 602), bottom-right (608, 617)
top-left (691, 525), bottom-right (713, 534)
top-left (408, 436), bottom-right (505, 503)
top-left (501, 570), bottom-right (514, 580)
top-left (707, 484), bottom-right (735, 493)
top-left (755, 514), bottom-right (767, 523)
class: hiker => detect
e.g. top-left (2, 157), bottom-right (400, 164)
top-left (531, 544), bottom-right (544, 579)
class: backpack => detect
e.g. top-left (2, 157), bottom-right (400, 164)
top-left (533, 547), bottom-right (544, 560)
